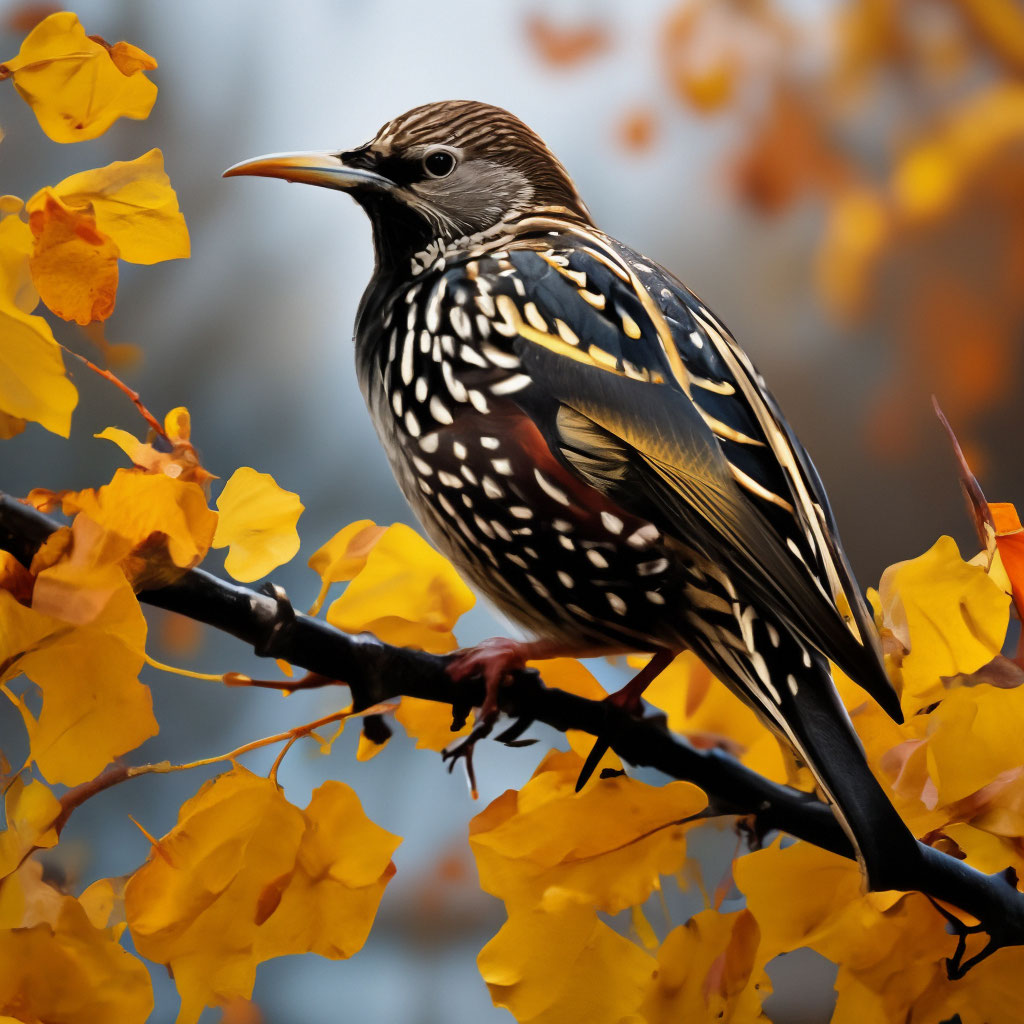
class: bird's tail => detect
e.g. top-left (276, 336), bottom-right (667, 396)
top-left (776, 670), bottom-right (922, 892)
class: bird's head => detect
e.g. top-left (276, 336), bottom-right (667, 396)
top-left (224, 100), bottom-right (591, 271)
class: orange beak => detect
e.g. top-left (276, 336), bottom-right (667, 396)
top-left (223, 151), bottom-right (393, 192)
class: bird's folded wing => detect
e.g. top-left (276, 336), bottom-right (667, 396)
top-left (482, 230), bottom-right (899, 719)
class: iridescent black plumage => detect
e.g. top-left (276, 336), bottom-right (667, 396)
top-left (227, 100), bottom-right (922, 891)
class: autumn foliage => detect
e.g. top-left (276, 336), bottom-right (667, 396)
top-left (3, 9), bottom-right (1024, 1024)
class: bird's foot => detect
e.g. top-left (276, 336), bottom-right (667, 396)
top-left (447, 636), bottom-right (529, 722)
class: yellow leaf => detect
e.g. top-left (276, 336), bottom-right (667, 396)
top-left (325, 522), bottom-right (474, 654)
top-left (28, 191), bottom-right (119, 324)
top-left (477, 894), bottom-right (654, 1024)
top-left (0, 860), bottom-right (152, 1022)
top-left (2, 567), bottom-right (157, 785)
top-left (32, 149), bottom-right (190, 265)
top-left (877, 536), bottom-right (1010, 713)
top-left (307, 519), bottom-right (387, 615)
top-left (925, 684), bottom-right (1024, 804)
top-left (0, 776), bottom-right (61, 879)
top-left (0, 12), bottom-right (157, 143)
top-left (95, 407), bottom-right (213, 487)
top-left (641, 909), bottom-right (770, 1023)
top-left (0, 211), bottom-right (38, 312)
top-left (0, 295), bottom-right (78, 436)
top-left (125, 767), bottom-right (399, 1023)
top-left (57, 468), bottom-right (218, 588)
top-left (213, 468), bottom-right (303, 582)
top-left (470, 747), bottom-right (706, 915)
top-left (735, 840), bottom-right (954, 1022)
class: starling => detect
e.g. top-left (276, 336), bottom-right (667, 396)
top-left (226, 100), bottom-right (921, 891)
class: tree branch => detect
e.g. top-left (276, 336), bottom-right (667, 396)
top-left (2, 493), bottom-right (1023, 970)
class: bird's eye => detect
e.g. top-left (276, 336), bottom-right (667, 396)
top-left (423, 149), bottom-right (457, 178)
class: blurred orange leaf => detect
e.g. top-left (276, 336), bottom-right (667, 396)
top-left (0, 11), bottom-right (157, 143)
top-left (524, 15), bottom-right (610, 68)
top-left (0, 775), bottom-right (61, 879)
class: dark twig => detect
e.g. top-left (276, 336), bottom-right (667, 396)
top-left (3, 493), bottom-right (1024, 970)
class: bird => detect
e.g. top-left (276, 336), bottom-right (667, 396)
top-left (225, 100), bottom-right (922, 892)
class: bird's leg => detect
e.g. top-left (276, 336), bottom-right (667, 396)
top-left (576, 648), bottom-right (679, 791)
top-left (447, 637), bottom-right (631, 721)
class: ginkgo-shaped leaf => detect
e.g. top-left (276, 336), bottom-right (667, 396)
top-left (96, 405), bottom-right (214, 486)
top-left (734, 839), bottom-right (954, 1022)
top-left (876, 535), bottom-right (1010, 713)
top-left (125, 767), bottom-right (400, 1024)
top-left (0, 860), bottom-right (153, 1023)
top-left (477, 889), bottom-right (654, 1024)
top-left (307, 519), bottom-right (387, 615)
top-left (29, 149), bottom-right (190, 265)
top-left (1, 565), bottom-right (157, 785)
top-left (323, 521), bottom-right (474, 653)
top-left (55, 468), bottom-right (218, 590)
top-left (470, 748), bottom-right (706, 915)
top-left (640, 909), bottom-right (770, 1023)
top-left (213, 468), bottom-right (303, 582)
top-left (0, 294), bottom-right (78, 436)
top-left (0, 776), bottom-right (61, 879)
top-left (28, 192), bottom-right (119, 325)
top-left (0, 12), bottom-right (157, 143)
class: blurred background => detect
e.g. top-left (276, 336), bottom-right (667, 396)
top-left (2, 0), bottom-right (1023, 1020)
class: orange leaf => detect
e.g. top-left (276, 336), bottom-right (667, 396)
top-left (524, 15), bottom-right (610, 67)
top-left (28, 192), bottom-right (118, 324)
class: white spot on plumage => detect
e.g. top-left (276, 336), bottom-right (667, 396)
top-left (468, 390), bottom-right (490, 413)
top-left (418, 478), bottom-right (432, 495)
top-left (523, 301), bottom-right (547, 332)
top-left (425, 277), bottom-right (446, 333)
top-left (460, 464), bottom-right (478, 485)
top-left (429, 395), bottom-right (453, 425)
top-left (480, 341), bottom-right (520, 368)
top-left (442, 360), bottom-right (467, 402)
top-left (412, 456), bottom-right (433, 476)
top-left (391, 390), bottom-right (403, 416)
top-left (689, 330), bottom-right (704, 350)
top-left (437, 492), bottom-right (456, 517)
top-left (607, 592), bottom-right (627, 615)
top-left (507, 552), bottom-right (528, 569)
top-left (802, 647), bottom-right (812, 668)
top-left (404, 410), bottom-right (421, 437)
top-left (646, 590), bottom-right (665, 605)
top-left (527, 574), bottom-right (550, 598)
top-left (600, 511), bottom-right (624, 534)
top-left (587, 549), bottom-right (609, 569)
top-left (491, 520), bottom-right (512, 541)
top-left (553, 519), bottom-right (573, 533)
top-left (419, 432), bottom-right (439, 453)
top-left (474, 515), bottom-right (495, 539)
top-left (491, 373), bottom-right (532, 395)
top-left (766, 623), bottom-right (780, 647)
top-left (482, 476), bottom-right (503, 499)
top-left (558, 571), bottom-right (574, 589)
top-left (638, 558), bottom-right (669, 576)
top-left (453, 441), bottom-right (467, 460)
top-left (627, 523), bottom-right (659, 548)
top-left (787, 674), bottom-right (799, 696)
top-left (460, 344), bottom-right (488, 368)
top-left (438, 471), bottom-right (462, 489)
top-left (414, 377), bottom-right (428, 403)
top-left (419, 329), bottom-right (431, 353)
top-left (450, 306), bottom-right (472, 340)
top-left (534, 469), bottom-right (570, 506)
top-left (558, 535), bottom-right (575, 551)
top-left (510, 506), bottom-right (533, 519)
top-left (481, 436), bottom-right (500, 450)
top-left (492, 458), bottom-right (513, 476)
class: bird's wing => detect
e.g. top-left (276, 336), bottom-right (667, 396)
top-left (460, 220), bottom-right (898, 719)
